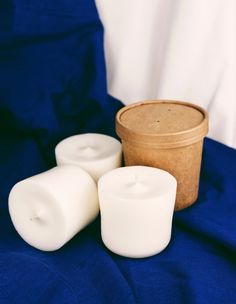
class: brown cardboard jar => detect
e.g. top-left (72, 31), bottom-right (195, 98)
top-left (116, 100), bottom-right (209, 210)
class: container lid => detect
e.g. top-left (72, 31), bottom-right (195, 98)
top-left (116, 100), bottom-right (209, 149)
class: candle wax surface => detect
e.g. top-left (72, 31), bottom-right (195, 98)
top-left (55, 133), bottom-right (122, 181)
top-left (98, 166), bottom-right (177, 258)
top-left (99, 166), bottom-right (177, 200)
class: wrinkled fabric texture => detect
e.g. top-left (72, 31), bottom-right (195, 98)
top-left (0, 1), bottom-right (236, 304)
top-left (0, 0), bottom-right (122, 208)
top-left (0, 139), bottom-right (236, 304)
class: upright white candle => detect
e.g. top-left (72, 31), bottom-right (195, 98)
top-left (55, 133), bottom-right (122, 181)
top-left (98, 166), bottom-right (177, 258)
top-left (8, 166), bottom-right (99, 251)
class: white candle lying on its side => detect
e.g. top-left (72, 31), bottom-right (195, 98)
top-left (98, 166), bottom-right (177, 258)
top-left (8, 166), bottom-right (99, 251)
top-left (55, 133), bottom-right (122, 182)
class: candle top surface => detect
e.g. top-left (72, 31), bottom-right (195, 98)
top-left (117, 100), bottom-right (206, 134)
top-left (98, 166), bottom-right (177, 200)
top-left (55, 133), bottom-right (121, 162)
top-left (9, 180), bottom-right (67, 251)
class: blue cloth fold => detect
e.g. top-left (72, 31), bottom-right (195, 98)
top-left (0, 0), bottom-right (122, 206)
top-left (1, 139), bottom-right (236, 304)
top-left (0, 1), bottom-right (236, 303)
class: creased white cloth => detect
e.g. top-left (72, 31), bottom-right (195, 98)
top-left (96, 0), bottom-right (236, 148)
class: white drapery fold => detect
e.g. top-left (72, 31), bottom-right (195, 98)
top-left (96, 0), bottom-right (236, 148)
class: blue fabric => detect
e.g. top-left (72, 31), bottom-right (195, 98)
top-left (0, 0), bottom-right (122, 207)
top-left (1, 1), bottom-right (236, 303)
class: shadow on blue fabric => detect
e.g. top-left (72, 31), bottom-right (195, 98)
top-left (0, 1), bottom-right (236, 303)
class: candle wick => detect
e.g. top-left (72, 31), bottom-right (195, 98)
top-left (79, 144), bottom-right (93, 150)
top-left (85, 144), bottom-right (94, 150)
top-left (30, 215), bottom-right (39, 221)
top-left (131, 173), bottom-right (138, 184)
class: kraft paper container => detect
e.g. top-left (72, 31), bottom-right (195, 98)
top-left (116, 100), bottom-right (209, 210)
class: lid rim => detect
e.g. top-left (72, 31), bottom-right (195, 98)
top-left (119, 133), bottom-right (207, 149)
top-left (116, 100), bottom-right (209, 146)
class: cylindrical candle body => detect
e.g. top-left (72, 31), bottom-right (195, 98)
top-left (9, 166), bottom-right (99, 251)
top-left (55, 133), bottom-right (122, 181)
top-left (98, 166), bottom-right (177, 258)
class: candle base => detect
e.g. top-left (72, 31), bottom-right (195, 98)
top-left (102, 234), bottom-right (172, 258)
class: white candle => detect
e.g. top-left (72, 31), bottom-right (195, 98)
top-left (8, 166), bottom-right (99, 251)
top-left (98, 166), bottom-right (177, 258)
top-left (55, 133), bottom-right (122, 181)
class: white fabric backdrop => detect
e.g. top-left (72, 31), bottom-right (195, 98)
top-left (96, 0), bottom-right (236, 149)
